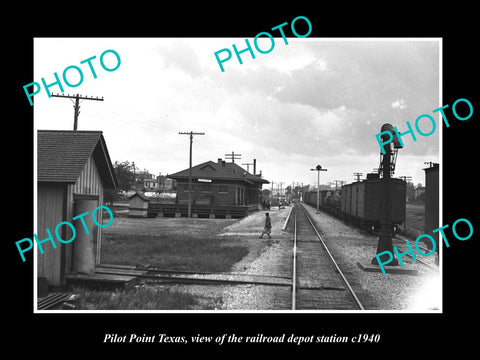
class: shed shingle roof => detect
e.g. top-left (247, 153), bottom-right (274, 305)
top-left (37, 130), bottom-right (118, 189)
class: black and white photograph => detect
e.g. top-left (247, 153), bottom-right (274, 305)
top-left (31, 37), bottom-right (442, 313)
top-left (7, 6), bottom-right (479, 354)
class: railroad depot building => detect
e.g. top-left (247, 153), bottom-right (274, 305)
top-left (168, 158), bottom-right (269, 207)
top-left (37, 130), bottom-right (118, 289)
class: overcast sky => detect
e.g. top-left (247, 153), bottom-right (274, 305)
top-left (34, 38), bottom-right (440, 188)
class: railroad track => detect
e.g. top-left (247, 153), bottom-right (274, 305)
top-left (292, 203), bottom-right (364, 310)
top-left (393, 235), bottom-right (439, 271)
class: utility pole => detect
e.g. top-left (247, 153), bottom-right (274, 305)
top-left (131, 161), bottom-right (136, 189)
top-left (241, 162), bottom-right (254, 173)
top-left (334, 180), bottom-right (345, 190)
top-left (399, 175), bottom-right (412, 182)
top-left (353, 172), bottom-right (363, 182)
top-left (278, 182), bottom-right (284, 205)
top-left (51, 93), bottom-right (104, 130)
top-left (225, 151), bottom-right (241, 163)
top-left (179, 131), bottom-right (205, 218)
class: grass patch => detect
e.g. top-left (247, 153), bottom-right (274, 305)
top-left (399, 203), bottom-right (425, 239)
top-left (70, 285), bottom-right (204, 310)
top-left (101, 233), bottom-right (249, 272)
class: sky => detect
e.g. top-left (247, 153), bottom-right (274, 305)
top-left (33, 37), bottom-right (441, 189)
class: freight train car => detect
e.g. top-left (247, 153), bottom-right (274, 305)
top-left (304, 175), bottom-right (406, 232)
top-left (304, 189), bottom-right (342, 216)
top-left (341, 177), bottom-right (406, 230)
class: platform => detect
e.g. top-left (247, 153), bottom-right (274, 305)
top-left (357, 261), bottom-right (419, 276)
top-left (65, 265), bottom-right (147, 290)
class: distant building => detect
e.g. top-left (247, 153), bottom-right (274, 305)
top-left (415, 185), bottom-right (426, 201)
top-left (143, 178), bottom-right (157, 190)
top-left (168, 158), bottom-right (269, 206)
top-left (157, 174), bottom-right (175, 191)
top-left (134, 170), bottom-right (157, 191)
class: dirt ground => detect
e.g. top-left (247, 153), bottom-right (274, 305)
top-left (83, 203), bottom-right (441, 311)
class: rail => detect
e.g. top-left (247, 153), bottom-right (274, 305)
top-left (292, 207), bottom-right (298, 310)
top-left (297, 203), bottom-right (365, 310)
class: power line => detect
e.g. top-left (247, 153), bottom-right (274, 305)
top-left (86, 102), bottom-right (177, 134)
top-left (94, 106), bottom-right (176, 133)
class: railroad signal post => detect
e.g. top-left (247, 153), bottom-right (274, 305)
top-left (371, 124), bottom-right (403, 267)
top-left (310, 165), bottom-right (327, 213)
top-left (358, 123), bottom-right (417, 275)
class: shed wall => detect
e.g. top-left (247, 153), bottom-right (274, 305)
top-left (129, 195), bottom-right (149, 217)
top-left (72, 155), bottom-right (104, 265)
top-left (37, 183), bottom-right (67, 287)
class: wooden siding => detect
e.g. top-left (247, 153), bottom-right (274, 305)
top-left (73, 156), bottom-right (102, 195)
top-left (38, 154), bottom-right (106, 287)
top-left (72, 155), bottom-right (104, 265)
top-left (129, 195), bottom-right (149, 217)
top-left (37, 183), bottom-right (67, 287)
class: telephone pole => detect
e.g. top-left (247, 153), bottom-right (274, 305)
top-left (353, 172), bottom-right (363, 182)
top-left (399, 175), bottom-right (412, 183)
top-left (51, 93), bottom-right (104, 130)
top-left (241, 162), bottom-right (254, 173)
top-left (334, 180), bottom-right (345, 190)
top-left (225, 151), bottom-right (241, 163)
top-left (179, 131), bottom-right (205, 218)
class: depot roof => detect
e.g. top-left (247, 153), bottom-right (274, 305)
top-left (168, 159), bottom-right (269, 184)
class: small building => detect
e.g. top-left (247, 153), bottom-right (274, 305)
top-left (143, 178), bottom-right (157, 190)
top-left (134, 171), bottom-right (157, 191)
top-left (168, 158), bottom-right (269, 207)
top-left (128, 191), bottom-right (149, 217)
top-left (415, 185), bottom-right (426, 201)
top-left (37, 130), bottom-right (118, 288)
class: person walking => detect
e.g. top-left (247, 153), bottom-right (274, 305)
top-left (259, 212), bottom-right (272, 239)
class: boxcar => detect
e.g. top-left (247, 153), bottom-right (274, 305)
top-left (341, 178), bottom-right (406, 229)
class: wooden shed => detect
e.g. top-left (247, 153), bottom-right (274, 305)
top-left (37, 130), bottom-right (118, 288)
top-left (128, 191), bottom-right (149, 217)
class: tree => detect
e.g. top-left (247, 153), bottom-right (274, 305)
top-left (114, 160), bottom-right (136, 192)
top-left (406, 182), bottom-right (415, 203)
